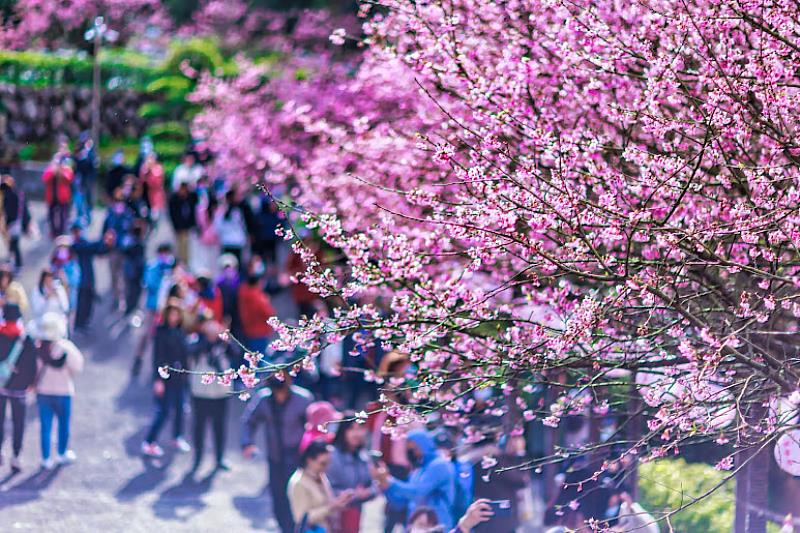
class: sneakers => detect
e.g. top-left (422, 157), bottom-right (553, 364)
top-left (141, 441), bottom-right (165, 458)
top-left (57, 450), bottom-right (77, 465)
top-left (41, 458), bottom-right (55, 470)
top-left (216, 461), bottom-right (231, 472)
top-left (10, 455), bottom-right (21, 472)
top-left (172, 437), bottom-right (191, 453)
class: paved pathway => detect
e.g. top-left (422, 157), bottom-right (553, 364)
top-left (0, 205), bottom-right (282, 532)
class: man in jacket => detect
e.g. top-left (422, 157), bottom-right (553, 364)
top-left (237, 257), bottom-right (276, 357)
top-left (71, 223), bottom-right (114, 332)
top-left (168, 182), bottom-right (198, 265)
top-left (102, 188), bottom-right (135, 312)
top-left (0, 175), bottom-right (30, 269)
top-left (372, 428), bottom-right (457, 530)
top-left (0, 303), bottom-right (39, 471)
top-left (241, 370), bottom-right (312, 533)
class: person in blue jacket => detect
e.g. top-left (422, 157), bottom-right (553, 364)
top-left (132, 242), bottom-right (175, 377)
top-left (371, 428), bottom-right (456, 530)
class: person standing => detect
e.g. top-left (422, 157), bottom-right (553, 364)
top-left (140, 153), bottom-right (165, 222)
top-left (288, 439), bottom-right (353, 533)
top-left (71, 224), bottom-right (114, 332)
top-left (0, 303), bottom-right (39, 471)
top-left (0, 263), bottom-right (29, 317)
top-left (50, 236), bottom-right (80, 323)
top-left (371, 429), bottom-right (457, 530)
top-left (1, 175), bottom-right (30, 269)
top-left (237, 258), bottom-right (276, 357)
top-left (191, 190), bottom-right (220, 274)
top-left (242, 370), bottom-right (313, 533)
top-left (214, 189), bottom-right (253, 265)
top-left (171, 152), bottom-right (203, 192)
top-left (103, 189), bottom-right (134, 312)
top-left (122, 222), bottom-right (147, 315)
top-left (35, 311), bottom-right (84, 469)
top-left (42, 156), bottom-right (74, 239)
top-left (328, 415), bottom-right (376, 532)
top-left (30, 269), bottom-right (70, 325)
top-left (105, 150), bottom-right (130, 201)
top-left (74, 132), bottom-right (97, 225)
top-left (168, 182), bottom-right (198, 266)
top-left (132, 243), bottom-right (175, 376)
top-left (142, 299), bottom-right (191, 458)
top-left (188, 320), bottom-right (232, 472)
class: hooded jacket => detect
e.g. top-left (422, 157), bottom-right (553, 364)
top-left (385, 429), bottom-right (456, 530)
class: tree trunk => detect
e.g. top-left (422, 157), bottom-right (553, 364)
top-left (734, 402), bottom-right (769, 533)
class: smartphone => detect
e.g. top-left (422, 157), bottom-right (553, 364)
top-left (487, 500), bottom-right (513, 518)
top-left (367, 450), bottom-right (383, 464)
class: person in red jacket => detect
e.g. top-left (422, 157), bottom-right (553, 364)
top-left (42, 156), bottom-right (74, 238)
top-left (237, 257), bottom-right (276, 357)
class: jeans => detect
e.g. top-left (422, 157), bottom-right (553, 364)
top-left (191, 397), bottom-right (228, 467)
top-left (48, 202), bottom-right (70, 238)
top-left (38, 394), bottom-right (72, 460)
top-left (73, 190), bottom-right (90, 226)
top-left (125, 276), bottom-right (143, 314)
top-left (146, 381), bottom-right (185, 443)
top-left (0, 394), bottom-right (26, 457)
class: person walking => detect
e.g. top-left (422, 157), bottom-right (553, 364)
top-left (241, 369), bottom-right (313, 533)
top-left (50, 236), bottom-right (81, 323)
top-left (214, 189), bottom-right (251, 265)
top-left (30, 269), bottom-right (70, 325)
top-left (42, 156), bottom-right (74, 239)
top-left (71, 224), bottom-right (114, 332)
top-left (168, 182), bottom-right (198, 266)
top-left (371, 429), bottom-right (457, 530)
top-left (0, 303), bottom-right (39, 471)
top-left (188, 320), bottom-right (232, 472)
top-left (132, 243), bottom-right (175, 376)
top-left (103, 189), bottom-right (135, 312)
top-left (34, 311), bottom-right (84, 469)
top-left (288, 439), bottom-right (354, 533)
top-left (142, 299), bottom-right (191, 458)
top-left (1, 175), bottom-right (30, 269)
top-left (328, 414), bottom-right (376, 532)
top-left (237, 257), bottom-right (276, 357)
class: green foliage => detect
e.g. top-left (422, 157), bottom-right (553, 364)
top-left (0, 49), bottom-right (157, 89)
top-left (639, 459), bottom-right (735, 533)
top-left (145, 121), bottom-right (189, 141)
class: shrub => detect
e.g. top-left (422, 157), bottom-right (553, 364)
top-left (638, 459), bottom-right (735, 533)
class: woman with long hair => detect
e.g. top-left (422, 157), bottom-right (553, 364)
top-left (328, 413), bottom-right (375, 532)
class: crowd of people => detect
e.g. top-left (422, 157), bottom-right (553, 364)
top-left (0, 135), bottom-right (664, 533)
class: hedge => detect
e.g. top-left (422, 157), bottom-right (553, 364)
top-left (0, 50), bottom-right (159, 89)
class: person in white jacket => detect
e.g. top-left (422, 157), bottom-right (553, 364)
top-left (34, 312), bottom-right (84, 470)
top-left (30, 269), bottom-right (70, 324)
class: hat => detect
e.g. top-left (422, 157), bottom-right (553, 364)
top-left (31, 312), bottom-right (68, 342)
top-left (54, 235), bottom-right (73, 247)
top-left (218, 253), bottom-right (239, 270)
top-left (305, 401), bottom-right (343, 430)
top-left (2, 303), bottom-right (22, 323)
top-left (70, 220), bottom-right (83, 232)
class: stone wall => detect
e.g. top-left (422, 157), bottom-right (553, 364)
top-left (0, 83), bottom-right (154, 150)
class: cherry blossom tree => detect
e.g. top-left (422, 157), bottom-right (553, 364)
top-left (195, 0), bottom-right (800, 530)
top-left (0, 0), bottom-right (168, 48)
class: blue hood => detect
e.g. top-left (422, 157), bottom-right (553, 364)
top-left (407, 429), bottom-right (438, 465)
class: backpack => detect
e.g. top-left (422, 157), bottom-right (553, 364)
top-left (0, 336), bottom-right (26, 386)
